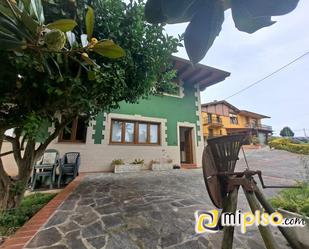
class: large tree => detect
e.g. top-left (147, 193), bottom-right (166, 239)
top-left (280, 127), bottom-right (294, 137)
top-left (0, 0), bottom-right (179, 210)
top-left (144, 0), bottom-right (299, 63)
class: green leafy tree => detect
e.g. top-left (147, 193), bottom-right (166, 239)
top-left (280, 127), bottom-right (295, 137)
top-left (144, 0), bottom-right (299, 63)
top-left (0, 0), bottom-right (179, 210)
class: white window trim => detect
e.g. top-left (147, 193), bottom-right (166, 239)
top-left (162, 80), bottom-right (185, 98)
top-left (177, 122), bottom-right (197, 164)
top-left (104, 113), bottom-right (168, 146)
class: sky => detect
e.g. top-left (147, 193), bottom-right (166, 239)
top-left (165, 1), bottom-right (309, 137)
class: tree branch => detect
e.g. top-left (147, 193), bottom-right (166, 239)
top-left (3, 135), bottom-right (22, 166)
top-left (35, 121), bottom-right (68, 158)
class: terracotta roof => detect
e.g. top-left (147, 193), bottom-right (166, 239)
top-left (172, 56), bottom-right (230, 91)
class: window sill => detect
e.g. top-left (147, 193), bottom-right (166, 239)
top-left (162, 93), bottom-right (184, 98)
top-left (109, 143), bottom-right (161, 146)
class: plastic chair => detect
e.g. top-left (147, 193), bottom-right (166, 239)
top-left (31, 149), bottom-right (59, 190)
top-left (58, 152), bottom-right (80, 188)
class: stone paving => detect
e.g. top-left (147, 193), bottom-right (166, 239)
top-left (25, 149), bottom-right (307, 249)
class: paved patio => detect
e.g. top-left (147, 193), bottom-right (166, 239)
top-left (25, 149), bottom-right (306, 249)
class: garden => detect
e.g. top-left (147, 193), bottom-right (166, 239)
top-left (269, 137), bottom-right (309, 155)
top-left (0, 193), bottom-right (55, 238)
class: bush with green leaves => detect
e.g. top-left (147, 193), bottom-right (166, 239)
top-left (270, 183), bottom-right (309, 217)
top-left (269, 138), bottom-right (309, 155)
top-left (131, 159), bottom-right (145, 165)
top-left (111, 159), bottom-right (124, 167)
top-left (0, 0), bottom-right (179, 210)
top-left (0, 193), bottom-right (55, 236)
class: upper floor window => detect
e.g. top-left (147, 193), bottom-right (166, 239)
top-left (229, 114), bottom-right (238, 125)
top-left (216, 116), bottom-right (221, 123)
top-left (59, 117), bottom-right (87, 143)
top-left (110, 119), bottom-right (160, 145)
top-left (207, 114), bottom-right (212, 123)
top-left (161, 78), bottom-right (182, 97)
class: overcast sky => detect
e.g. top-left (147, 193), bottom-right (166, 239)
top-left (165, 1), bottom-right (309, 136)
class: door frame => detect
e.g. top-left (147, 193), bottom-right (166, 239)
top-left (177, 123), bottom-right (197, 165)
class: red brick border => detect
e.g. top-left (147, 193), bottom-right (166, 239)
top-left (0, 174), bottom-right (85, 249)
top-left (181, 163), bottom-right (198, 169)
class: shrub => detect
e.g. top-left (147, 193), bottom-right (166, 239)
top-left (269, 138), bottom-right (309, 155)
top-left (270, 183), bottom-right (309, 217)
top-left (250, 136), bottom-right (260, 145)
top-left (131, 159), bottom-right (144, 165)
top-left (0, 193), bottom-right (55, 236)
top-left (111, 159), bottom-right (124, 166)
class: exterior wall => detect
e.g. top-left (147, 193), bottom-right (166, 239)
top-left (202, 103), bottom-right (230, 116)
top-left (1, 84), bottom-right (204, 174)
top-left (202, 104), bottom-right (265, 140)
top-left (47, 83), bottom-right (203, 172)
top-left (203, 113), bottom-right (263, 135)
top-left (201, 112), bottom-right (227, 138)
top-left (96, 84), bottom-right (202, 146)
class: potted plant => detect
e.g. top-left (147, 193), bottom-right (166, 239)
top-left (151, 158), bottom-right (173, 171)
top-left (112, 159), bottom-right (125, 173)
top-left (113, 159), bottom-right (144, 173)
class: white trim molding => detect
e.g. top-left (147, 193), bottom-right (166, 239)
top-left (177, 121), bottom-right (197, 164)
top-left (162, 80), bottom-right (185, 98)
top-left (104, 113), bottom-right (168, 146)
top-left (194, 84), bottom-right (204, 148)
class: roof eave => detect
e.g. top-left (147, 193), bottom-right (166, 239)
top-left (172, 56), bottom-right (230, 89)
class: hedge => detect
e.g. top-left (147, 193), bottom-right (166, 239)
top-left (0, 193), bottom-right (55, 236)
top-left (270, 183), bottom-right (309, 217)
top-left (269, 138), bottom-right (309, 155)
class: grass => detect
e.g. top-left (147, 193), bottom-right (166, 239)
top-left (0, 193), bottom-right (56, 237)
top-left (270, 183), bottom-right (309, 217)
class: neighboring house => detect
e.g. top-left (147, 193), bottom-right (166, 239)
top-left (201, 100), bottom-right (272, 144)
top-left (44, 57), bottom-right (230, 172)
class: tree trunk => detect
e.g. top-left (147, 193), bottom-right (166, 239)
top-left (0, 178), bottom-right (27, 210)
top-left (0, 120), bottom-right (68, 211)
top-left (0, 134), bottom-right (35, 211)
top-left (0, 153), bottom-right (33, 210)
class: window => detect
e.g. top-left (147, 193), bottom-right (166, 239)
top-left (229, 114), bottom-right (238, 125)
top-left (110, 119), bottom-right (160, 145)
top-left (207, 114), bottom-right (212, 123)
top-left (161, 79), bottom-right (182, 97)
top-left (150, 124), bottom-right (159, 143)
top-left (59, 117), bottom-right (87, 143)
top-left (138, 123), bottom-right (147, 143)
top-left (216, 116), bottom-right (221, 123)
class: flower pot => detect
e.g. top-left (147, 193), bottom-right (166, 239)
top-left (114, 164), bottom-right (143, 173)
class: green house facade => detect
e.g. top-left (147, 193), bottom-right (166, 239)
top-left (48, 57), bottom-right (230, 172)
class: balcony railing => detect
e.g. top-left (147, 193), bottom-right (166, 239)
top-left (245, 123), bottom-right (272, 131)
top-left (203, 117), bottom-right (223, 126)
top-left (204, 134), bottom-right (223, 139)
